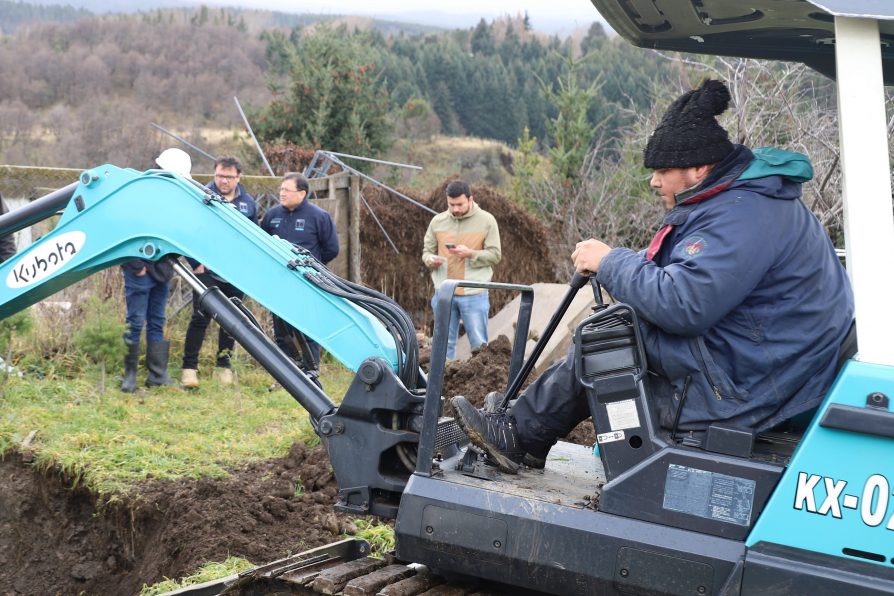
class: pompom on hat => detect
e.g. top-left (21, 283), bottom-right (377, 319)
top-left (643, 79), bottom-right (735, 169)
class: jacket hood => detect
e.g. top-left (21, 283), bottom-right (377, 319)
top-left (739, 147), bottom-right (814, 183)
top-left (450, 201), bottom-right (479, 221)
top-left (674, 145), bottom-right (813, 207)
top-left (731, 147), bottom-right (813, 201)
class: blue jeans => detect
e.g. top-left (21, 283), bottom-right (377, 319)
top-left (123, 269), bottom-right (170, 344)
top-left (432, 290), bottom-right (489, 359)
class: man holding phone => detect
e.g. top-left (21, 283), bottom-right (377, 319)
top-left (422, 180), bottom-right (502, 359)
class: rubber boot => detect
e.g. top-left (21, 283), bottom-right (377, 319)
top-left (145, 340), bottom-right (175, 387)
top-left (120, 341), bottom-right (140, 393)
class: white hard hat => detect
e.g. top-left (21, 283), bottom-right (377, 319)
top-left (155, 148), bottom-right (192, 177)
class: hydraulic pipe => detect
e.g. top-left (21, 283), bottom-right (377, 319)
top-left (173, 261), bottom-right (336, 422)
top-left (0, 182), bottom-right (79, 237)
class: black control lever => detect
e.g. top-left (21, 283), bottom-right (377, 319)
top-left (590, 276), bottom-right (607, 311)
top-left (496, 272), bottom-right (590, 411)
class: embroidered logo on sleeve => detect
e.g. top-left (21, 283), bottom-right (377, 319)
top-left (681, 235), bottom-right (706, 258)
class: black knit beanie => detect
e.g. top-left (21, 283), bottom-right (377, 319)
top-left (643, 79), bottom-right (734, 169)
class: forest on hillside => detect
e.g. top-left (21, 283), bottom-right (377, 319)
top-left (0, 6), bottom-right (657, 169)
top-left (0, 4), bottom-right (850, 267)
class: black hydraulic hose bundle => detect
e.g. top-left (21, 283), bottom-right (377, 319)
top-left (291, 248), bottom-right (420, 389)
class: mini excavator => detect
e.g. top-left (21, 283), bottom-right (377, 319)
top-left (1, 1), bottom-right (893, 594)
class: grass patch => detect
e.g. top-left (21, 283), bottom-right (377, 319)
top-left (0, 355), bottom-right (355, 497)
top-left (349, 519), bottom-right (395, 558)
top-left (140, 556), bottom-right (256, 596)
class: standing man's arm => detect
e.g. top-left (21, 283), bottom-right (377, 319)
top-left (260, 209), bottom-right (273, 235)
top-left (468, 216), bottom-right (501, 267)
top-left (246, 193), bottom-right (259, 225)
top-left (422, 221), bottom-right (443, 269)
top-left (320, 212), bottom-right (339, 264)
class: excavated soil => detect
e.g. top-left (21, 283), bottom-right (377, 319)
top-left (0, 443), bottom-right (356, 595)
top-left (359, 180), bottom-right (558, 326)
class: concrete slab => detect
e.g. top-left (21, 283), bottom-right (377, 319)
top-left (455, 282), bottom-right (600, 375)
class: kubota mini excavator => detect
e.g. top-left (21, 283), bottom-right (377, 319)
top-left (2, 1), bottom-right (893, 594)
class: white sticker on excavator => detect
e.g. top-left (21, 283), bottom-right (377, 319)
top-left (606, 399), bottom-right (640, 430)
top-left (597, 430), bottom-right (625, 444)
top-left (6, 231), bottom-right (86, 289)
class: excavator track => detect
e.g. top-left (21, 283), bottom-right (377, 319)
top-left (162, 539), bottom-right (504, 596)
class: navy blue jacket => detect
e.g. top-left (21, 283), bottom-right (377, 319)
top-left (261, 199), bottom-right (339, 264)
top-left (186, 182), bottom-right (258, 281)
top-left (597, 145), bottom-right (854, 433)
top-left (208, 182), bottom-right (258, 224)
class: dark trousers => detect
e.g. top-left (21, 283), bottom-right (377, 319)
top-left (272, 314), bottom-right (320, 370)
top-left (182, 273), bottom-right (243, 370)
top-left (511, 346), bottom-right (591, 458)
top-left (123, 269), bottom-right (170, 344)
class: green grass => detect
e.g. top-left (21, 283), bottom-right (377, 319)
top-left (349, 519), bottom-right (395, 558)
top-left (140, 556), bottom-right (256, 596)
top-left (0, 357), bottom-right (356, 496)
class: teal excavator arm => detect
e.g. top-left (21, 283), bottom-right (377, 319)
top-left (0, 165), bottom-right (401, 374)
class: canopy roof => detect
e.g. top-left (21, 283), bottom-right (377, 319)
top-left (590, 0), bottom-right (894, 83)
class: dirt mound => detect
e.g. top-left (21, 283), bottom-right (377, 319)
top-left (439, 335), bottom-right (596, 448)
top-left (360, 179), bottom-right (558, 326)
top-left (0, 443), bottom-right (360, 595)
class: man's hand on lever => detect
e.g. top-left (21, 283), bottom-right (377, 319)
top-left (571, 239), bottom-right (612, 275)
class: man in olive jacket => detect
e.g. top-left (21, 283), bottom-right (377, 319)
top-left (422, 180), bottom-right (501, 360)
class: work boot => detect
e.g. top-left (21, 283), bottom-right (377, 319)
top-left (451, 396), bottom-right (529, 474)
top-left (145, 341), bottom-right (175, 387)
top-left (465, 394), bottom-right (544, 469)
top-left (181, 368), bottom-right (199, 389)
top-left (120, 340), bottom-right (140, 393)
top-left (213, 367), bottom-right (233, 384)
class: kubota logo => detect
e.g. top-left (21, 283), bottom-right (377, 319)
top-left (6, 231), bottom-right (85, 289)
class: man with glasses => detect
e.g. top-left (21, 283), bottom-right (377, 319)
top-left (181, 156), bottom-right (258, 388)
top-left (261, 172), bottom-right (339, 385)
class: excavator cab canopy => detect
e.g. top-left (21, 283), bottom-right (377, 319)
top-left (591, 0), bottom-right (894, 83)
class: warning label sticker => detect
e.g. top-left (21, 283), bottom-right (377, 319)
top-left (605, 399), bottom-right (640, 431)
top-left (662, 464), bottom-right (755, 526)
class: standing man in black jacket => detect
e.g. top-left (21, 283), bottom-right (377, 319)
top-left (181, 155), bottom-right (258, 388)
top-left (261, 172), bottom-right (339, 379)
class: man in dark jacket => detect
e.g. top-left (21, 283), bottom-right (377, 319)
top-left (121, 257), bottom-right (176, 392)
top-left (181, 155), bottom-right (258, 388)
top-left (261, 172), bottom-right (339, 376)
top-left (452, 79), bottom-right (854, 473)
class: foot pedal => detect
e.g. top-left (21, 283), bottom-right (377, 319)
top-left (457, 446), bottom-right (499, 480)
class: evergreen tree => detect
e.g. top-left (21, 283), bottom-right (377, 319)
top-left (471, 19), bottom-right (495, 55)
top-left (255, 26), bottom-right (392, 159)
top-left (541, 55), bottom-right (603, 183)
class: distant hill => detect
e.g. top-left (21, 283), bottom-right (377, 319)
top-left (6, 0), bottom-right (444, 36)
top-left (9, 0), bottom-right (190, 13)
top-left (0, 0), bottom-right (92, 34)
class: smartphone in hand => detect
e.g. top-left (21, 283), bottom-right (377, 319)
top-left (445, 243), bottom-right (456, 249)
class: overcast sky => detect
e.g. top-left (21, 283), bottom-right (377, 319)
top-left (207, 0), bottom-right (603, 34)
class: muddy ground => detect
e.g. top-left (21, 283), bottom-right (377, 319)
top-left (0, 338), bottom-right (596, 595)
top-left (0, 442), bottom-right (354, 595)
